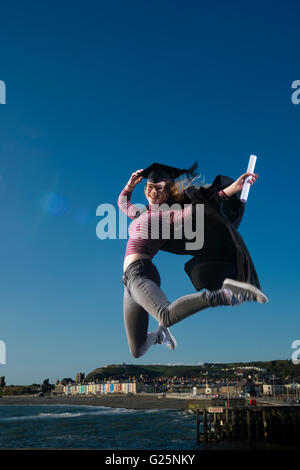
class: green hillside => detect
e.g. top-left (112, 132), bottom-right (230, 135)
top-left (85, 360), bottom-right (300, 382)
top-left (85, 363), bottom-right (206, 381)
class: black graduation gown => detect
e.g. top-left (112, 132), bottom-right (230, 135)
top-left (160, 175), bottom-right (261, 292)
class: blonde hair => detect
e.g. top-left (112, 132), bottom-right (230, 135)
top-left (166, 173), bottom-right (205, 203)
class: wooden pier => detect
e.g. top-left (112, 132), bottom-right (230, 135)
top-left (191, 405), bottom-right (300, 444)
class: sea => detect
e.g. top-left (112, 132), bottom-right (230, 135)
top-left (0, 404), bottom-right (297, 450)
top-left (0, 404), bottom-right (198, 450)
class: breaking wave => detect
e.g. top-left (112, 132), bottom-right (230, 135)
top-left (0, 406), bottom-right (137, 422)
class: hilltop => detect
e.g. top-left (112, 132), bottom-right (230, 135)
top-left (85, 360), bottom-right (300, 382)
top-left (85, 364), bottom-right (205, 381)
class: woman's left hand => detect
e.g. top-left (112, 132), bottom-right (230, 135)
top-left (233, 172), bottom-right (258, 193)
top-left (222, 172), bottom-right (258, 198)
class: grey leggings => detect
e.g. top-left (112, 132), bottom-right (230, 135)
top-left (122, 258), bottom-right (220, 358)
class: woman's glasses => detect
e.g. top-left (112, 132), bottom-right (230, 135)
top-left (145, 183), bottom-right (167, 193)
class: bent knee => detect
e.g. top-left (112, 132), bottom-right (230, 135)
top-left (130, 347), bottom-right (143, 359)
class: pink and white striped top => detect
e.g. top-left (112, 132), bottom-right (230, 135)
top-left (118, 187), bottom-right (228, 259)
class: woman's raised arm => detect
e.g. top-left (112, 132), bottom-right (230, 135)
top-left (118, 169), bottom-right (144, 219)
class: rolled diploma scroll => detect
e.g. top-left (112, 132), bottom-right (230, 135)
top-left (240, 154), bottom-right (257, 202)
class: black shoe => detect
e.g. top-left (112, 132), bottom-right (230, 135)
top-left (222, 278), bottom-right (269, 305)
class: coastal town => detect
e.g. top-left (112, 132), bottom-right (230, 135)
top-left (55, 367), bottom-right (300, 403)
top-left (1, 361), bottom-right (300, 403)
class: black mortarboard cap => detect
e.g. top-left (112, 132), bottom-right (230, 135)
top-left (141, 162), bottom-right (198, 183)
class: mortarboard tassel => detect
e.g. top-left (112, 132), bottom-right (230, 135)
top-left (185, 161), bottom-right (198, 180)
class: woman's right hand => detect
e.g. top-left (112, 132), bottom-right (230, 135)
top-left (126, 169), bottom-right (144, 190)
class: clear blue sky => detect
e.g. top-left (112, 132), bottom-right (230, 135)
top-left (0, 0), bottom-right (299, 385)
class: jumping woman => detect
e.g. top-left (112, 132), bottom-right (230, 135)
top-left (118, 163), bottom-right (268, 358)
